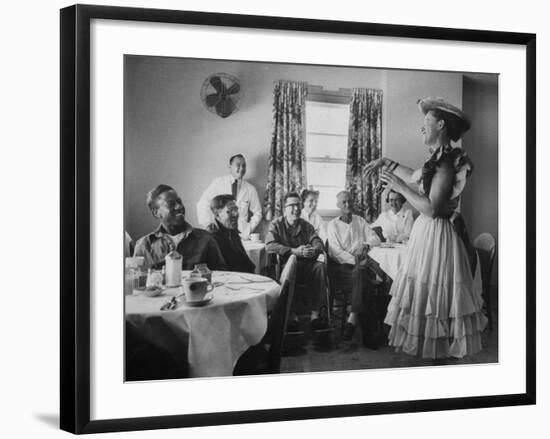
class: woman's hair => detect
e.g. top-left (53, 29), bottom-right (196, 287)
top-left (301, 189), bottom-right (320, 203)
top-left (429, 109), bottom-right (467, 142)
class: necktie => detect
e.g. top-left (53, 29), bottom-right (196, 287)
top-left (231, 179), bottom-right (238, 198)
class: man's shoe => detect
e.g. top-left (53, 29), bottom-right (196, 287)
top-left (363, 332), bottom-right (380, 350)
top-left (342, 322), bottom-right (356, 341)
top-left (310, 317), bottom-right (329, 332)
top-left (286, 319), bottom-right (302, 334)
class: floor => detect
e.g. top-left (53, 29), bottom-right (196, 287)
top-left (280, 289), bottom-right (498, 373)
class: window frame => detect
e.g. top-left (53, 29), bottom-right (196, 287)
top-left (305, 86), bottom-right (351, 218)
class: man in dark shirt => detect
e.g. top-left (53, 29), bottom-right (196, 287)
top-left (134, 184), bottom-right (226, 270)
top-left (265, 192), bottom-right (328, 331)
top-left (206, 194), bottom-right (255, 273)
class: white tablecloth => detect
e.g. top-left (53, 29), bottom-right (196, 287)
top-left (241, 240), bottom-right (266, 274)
top-left (369, 244), bottom-right (408, 280)
top-left (126, 271), bottom-right (280, 378)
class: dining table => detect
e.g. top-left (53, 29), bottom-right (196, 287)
top-left (241, 239), bottom-right (267, 274)
top-left (125, 270), bottom-right (280, 378)
top-left (368, 243), bottom-right (408, 280)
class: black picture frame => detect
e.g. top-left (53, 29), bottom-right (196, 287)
top-left (60, 4), bottom-right (536, 434)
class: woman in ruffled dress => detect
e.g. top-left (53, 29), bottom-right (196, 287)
top-left (363, 97), bottom-right (487, 359)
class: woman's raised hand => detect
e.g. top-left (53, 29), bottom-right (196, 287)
top-left (379, 170), bottom-right (406, 193)
top-left (363, 157), bottom-right (388, 181)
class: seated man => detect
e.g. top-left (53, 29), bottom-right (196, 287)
top-left (371, 190), bottom-right (414, 243)
top-left (206, 194), bottom-right (255, 273)
top-left (265, 192), bottom-right (328, 332)
top-left (134, 184), bottom-right (226, 270)
top-left (326, 191), bottom-right (382, 347)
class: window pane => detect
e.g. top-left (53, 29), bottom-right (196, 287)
top-left (306, 101), bottom-right (349, 135)
top-left (305, 99), bottom-right (349, 212)
top-left (305, 133), bottom-right (348, 160)
top-left (316, 187), bottom-right (343, 211)
top-left (306, 161), bottom-right (346, 188)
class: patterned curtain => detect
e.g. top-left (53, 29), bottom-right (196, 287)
top-left (345, 88), bottom-right (383, 221)
top-left (264, 80), bottom-right (308, 221)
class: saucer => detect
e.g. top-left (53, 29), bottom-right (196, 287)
top-left (379, 242), bottom-right (405, 249)
top-left (185, 294), bottom-right (213, 307)
top-left (133, 286), bottom-right (164, 297)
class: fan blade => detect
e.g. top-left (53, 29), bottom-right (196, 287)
top-left (209, 76), bottom-right (225, 94)
top-left (216, 98), bottom-right (236, 118)
top-left (205, 93), bottom-right (220, 107)
top-left (226, 82), bottom-right (240, 95)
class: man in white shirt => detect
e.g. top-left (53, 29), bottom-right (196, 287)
top-left (327, 191), bottom-right (382, 347)
top-left (371, 190), bottom-right (414, 243)
top-left (196, 154), bottom-right (262, 239)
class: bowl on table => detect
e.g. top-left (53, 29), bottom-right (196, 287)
top-left (133, 286), bottom-right (164, 297)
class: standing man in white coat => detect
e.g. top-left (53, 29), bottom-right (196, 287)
top-left (196, 154), bottom-right (262, 239)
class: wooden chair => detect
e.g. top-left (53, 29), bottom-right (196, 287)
top-left (266, 251), bottom-right (334, 346)
top-left (125, 231), bottom-right (134, 257)
top-left (278, 255), bottom-right (298, 332)
top-left (473, 233), bottom-right (496, 330)
top-left (269, 253), bottom-right (310, 334)
top-left (326, 243), bottom-right (353, 336)
top-left (268, 250), bottom-right (328, 305)
top-left (233, 276), bottom-right (294, 375)
top-left (326, 241), bottom-right (389, 337)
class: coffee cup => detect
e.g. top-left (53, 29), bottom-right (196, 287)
top-left (250, 233), bottom-right (261, 242)
top-left (182, 277), bottom-right (213, 302)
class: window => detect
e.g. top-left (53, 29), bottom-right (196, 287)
top-left (305, 92), bottom-right (350, 214)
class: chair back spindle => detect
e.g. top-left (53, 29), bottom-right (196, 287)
top-left (473, 232), bottom-right (496, 330)
top-left (278, 254), bottom-right (297, 329)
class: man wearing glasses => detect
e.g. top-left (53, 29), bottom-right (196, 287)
top-left (207, 194), bottom-right (255, 273)
top-left (265, 192), bottom-right (328, 332)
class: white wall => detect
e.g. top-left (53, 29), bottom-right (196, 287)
top-left (462, 74), bottom-right (499, 285)
top-left (125, 57), bottom-right (464, 241)
top-left (124, 56), bottom-right (386, 239)
top-left (384, 69), bottom-right (462, 167)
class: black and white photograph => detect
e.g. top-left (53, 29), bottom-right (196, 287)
top-left (123, 56), bottom-right (499, 381)
top-left (3, 0), bottom-right (545, 437)
top-left (58, 1), bottom-right (535, 434)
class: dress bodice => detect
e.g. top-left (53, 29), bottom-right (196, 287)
top-left (410, 146), bottom-right (473, 215)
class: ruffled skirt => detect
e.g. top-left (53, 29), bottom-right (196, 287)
top-left (384, 215), bottom-right (488, 359)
